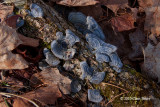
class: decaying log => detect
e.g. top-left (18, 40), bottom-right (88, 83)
top-left (21, 0), bottom-right (160, 106)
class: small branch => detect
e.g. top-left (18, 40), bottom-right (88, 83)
top-left (0, 92), bottom-right (39, 107)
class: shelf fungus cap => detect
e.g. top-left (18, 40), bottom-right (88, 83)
top-left (71, 79), bottom-right (81, 93)
top-left (30, 3), bottom-right (44, 18)
top-left (51, 40), bottom-right (76, 60)
top-left (89, 72), bottom-right (106, 84)
top-left (80, 61), bottom-right (93, 80)
top-left (109, 52), bottom-right (123, 73)
top-left (56, 32), bottom-right (65, 40)
top-left (65, 29), bottom-right (80, 47)
top-left (16, 17), bottom-right (24, 28)
top-left (86, 33), bottom-right (101, 49)
top-left (95, 53), bottom-right (110, 63)
top-left (95, 44), bottom-right (117, 55)
top-left (43, 48), bottom-right (60, 66)
top-left (68, 12), bottom-right (88, 34)
top-left (86, 16), bottom-right (106, 40)
top-left (88, 89), bottom-right (103, 103)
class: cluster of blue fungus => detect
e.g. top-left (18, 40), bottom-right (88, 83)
top-left (86, 33), bottom-right (122, 72)
top-left (80, 61), bottom-right (106, 83)
top-left (68, 12), bottom-right (105, 40)
top-left (88, 89), bottom-right (103, 103)
top-left (30, 3), bottom-right (44, 18)
top-left (43, 48), bottom-right (60, 66)
top-left (71, 79), bottom-right (81, 93)
top-left (50, 29), bottom-right (79, 60)
top-left (68, 12), bottom-right (123, 72)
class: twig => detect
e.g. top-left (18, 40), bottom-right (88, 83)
top-left (0, 92), bottom-right (39, 107)
top-left (101, 82), bottom-right (128, 92)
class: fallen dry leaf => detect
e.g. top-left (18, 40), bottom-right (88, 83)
top-left (141, 43), bottom-right (160, 82)
top-left (13, 98), bottom-right (34, 107)
top-left (13, 85), bottom-right (62, 106)
top-left (138, 0), bottom-right (153, 8)
top-left (30, 68), bottom-right (71, 94)
top-left (110, 14), bottom-right (135, 32)
top-left (0, 4), bottom-right (14, 22)
top-left (100, 0), bottom-right (129, 14)
top-left (129, 29), bottom-right (146, 60)
top-left (144, 6), bottom-right (160, 37)
top-left (0, 24), bottom-right (28, 69)
top-left (13, 68), bottom-right (64, 106)
top-left (138, 0), bottom-right (160, 43)
top-left (0, 24), bottom-right (39, 69)
top-left (57, 0), bottom-right (99, 6)
top-left (76, 5), bottom-right (103, 20)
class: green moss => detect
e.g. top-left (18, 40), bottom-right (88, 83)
top-left (41, 41), bottom-right (51, 49)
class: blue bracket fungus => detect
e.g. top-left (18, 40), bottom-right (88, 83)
top-left (65, 29), bottom-right (80, 47)
top-left (71, 79), bottom-right (81, 93)
top-left (86, 16), bottom-right (106, 40)
top-left (109, 53), bottom-right (123, 73)
top-left (51, 29), bottom-right (79, 60)
top-left (80, 61), bottom-right (93, 80)
top-left (95, 53), bottom-right (110, 63)
top-left (43, 48), bottom-right (60, 66)
top-left (30, 3), bottom-right (44, 18)
top-left (16, 17), bottom-right (24, 28)
top-left (88, 89), bottom-right (103, 103)
top-left (89, 72), bottom-right (106, 84)
top-left (68, 12), bottom-right (105, 40)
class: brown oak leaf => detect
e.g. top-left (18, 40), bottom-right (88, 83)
top-left (0, 23), bottom-right (39, 69)
top-left (100, 0), bottom-right (129, 14)
top-left (110, 14), bottom-right (135, 32)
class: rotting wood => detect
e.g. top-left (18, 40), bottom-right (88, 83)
top-left (23, 0), bottom-right (160, 106)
